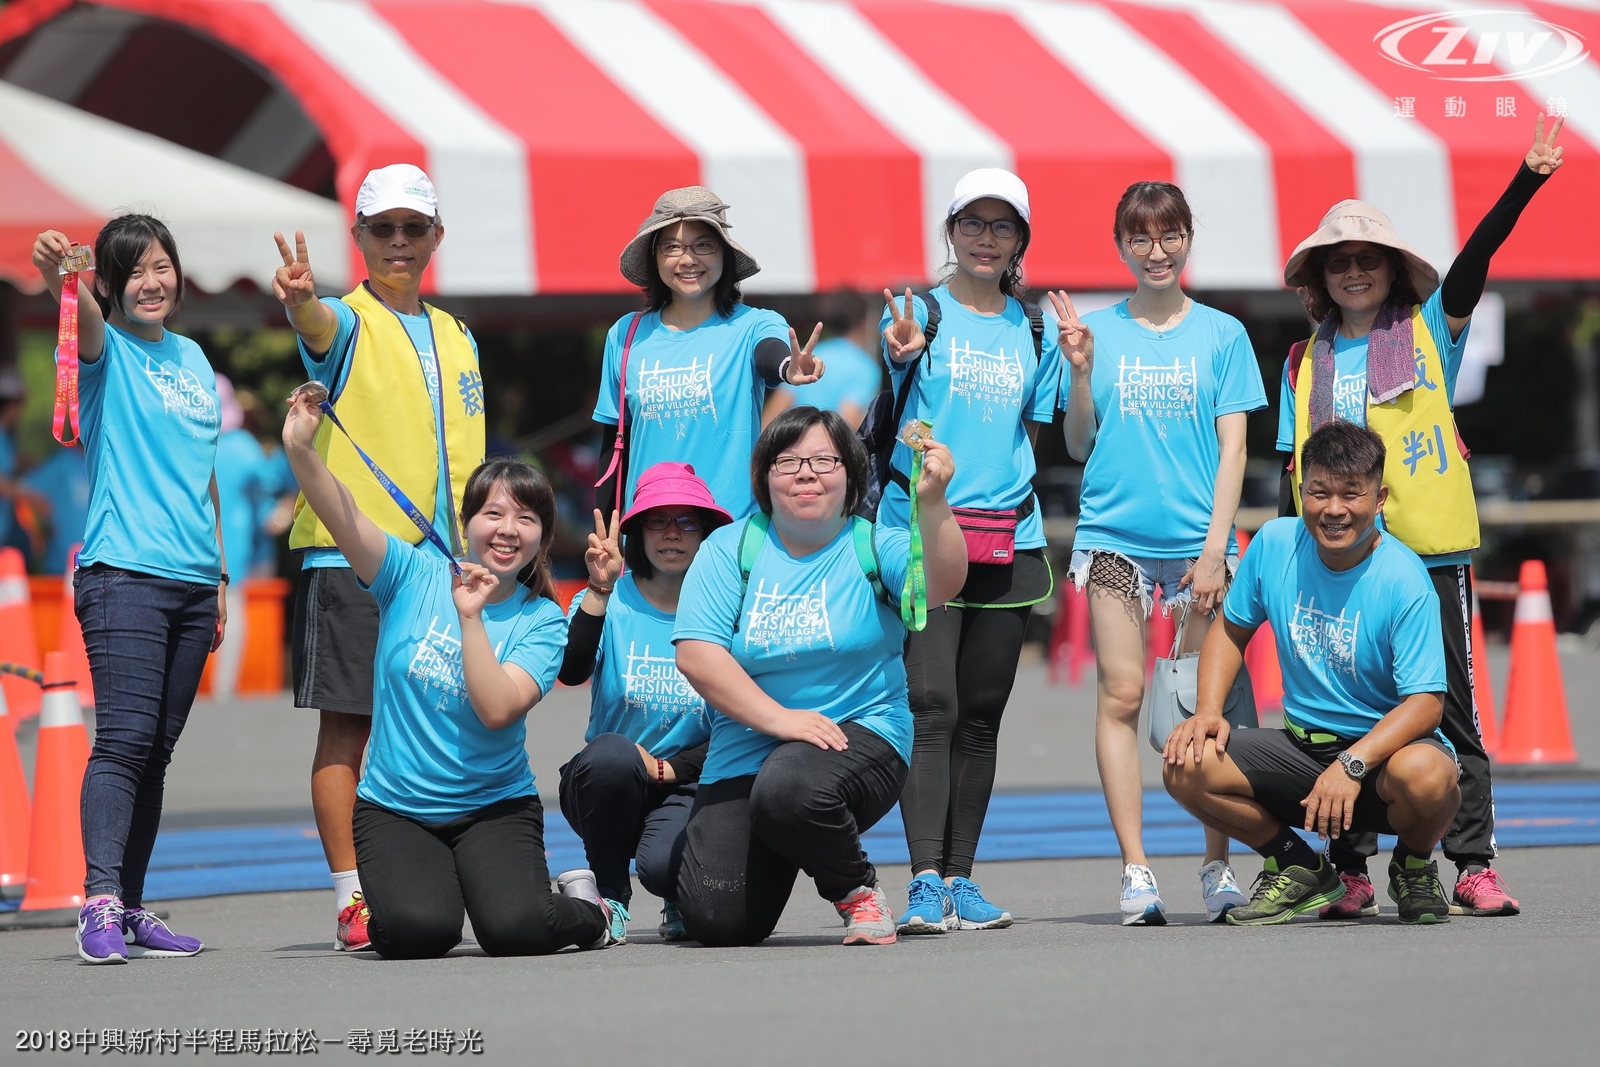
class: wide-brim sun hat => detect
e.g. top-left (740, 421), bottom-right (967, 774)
top-left (618, 186), bottom-right (760, 288)
top-left (948, 168), bottom-right (1031, 223)
top-left (620, 462), bottom-right (734, 532)
top-left (1283, 199), bottom-right (1439, 298)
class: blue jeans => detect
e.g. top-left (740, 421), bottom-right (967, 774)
top-left (76, 565), bottom-right (217, 905)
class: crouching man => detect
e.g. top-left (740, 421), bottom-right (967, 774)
top-left (1163, 422), bottom-right (1460, 925)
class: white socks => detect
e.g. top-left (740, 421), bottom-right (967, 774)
top-left (332, 870), bottom-right (362, 914)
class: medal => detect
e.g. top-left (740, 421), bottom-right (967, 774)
top-left (52, 244), bottom-right (94, 447)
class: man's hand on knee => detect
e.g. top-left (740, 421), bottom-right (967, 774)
top-left (1164, 713), bottom-right (1230, 767)
top-left (1300, 762), bottom-right (1362, 841)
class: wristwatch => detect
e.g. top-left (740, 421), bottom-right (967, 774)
top-left (1337, 751), bottom-right (1368, 781)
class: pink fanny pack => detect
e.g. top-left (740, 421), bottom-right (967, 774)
top-left (951, 496), bottom-right (1035, 565)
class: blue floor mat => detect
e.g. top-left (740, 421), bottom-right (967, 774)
top-left (4, 781), bottom-right (1594, 907)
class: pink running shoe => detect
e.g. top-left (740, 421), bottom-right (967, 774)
top-left (1318, 872), bottom-right (1379, 919)
top-left (1452, 867), bottom-right (1521, 916)
top-left (336, 892), bottom-right (372, 951)
top-left (834, 885), bottom-right (897, 945)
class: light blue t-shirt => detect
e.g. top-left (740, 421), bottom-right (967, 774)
top-left (21, 447), bottom-right (89, 575)
top-left (568, 577), bottom-right (711, 758)
top-left (357, 534), bottom-right (566, 822)
top-left (1274, 290), bottom-right (1471, 567)
top-left (594, 305), bottom-right (790, 518)
top-left (1065, 300), bottom-right (1266, 558)
top-left (776, 337), bottom-right (883, 418)
top-left (215, 428), bottom-right (270, 579)
top-left (68, 325), bottom-right (221, 584)
top-left (298, 296), bottom-right (480, 570)
top-left (672, 518), bottom-right (913, 784)
top-left (1225, 517), bottom-right (1449, 747)
top-left (876, 288), bottom-right (1061, 551)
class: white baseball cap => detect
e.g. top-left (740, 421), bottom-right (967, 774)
top-left (948, 168), bottom-right (1030, 223)
top-left (354, 163), bottom-right (439, 219)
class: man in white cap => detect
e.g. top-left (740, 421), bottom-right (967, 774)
top-left (272, 163), bottom-right (485, 952)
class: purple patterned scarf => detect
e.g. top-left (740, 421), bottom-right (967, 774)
top-left (1309, 301), bottom-right (1416, 430)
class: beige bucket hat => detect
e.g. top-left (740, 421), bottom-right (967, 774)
top-left (618, 186), bottom-right (760, 288)
top-left (1283, 199), bottom-right (1439, 298)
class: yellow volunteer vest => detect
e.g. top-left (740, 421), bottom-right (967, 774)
top-left (1292, 304), bottom-right (1479, 556)
top-left (290, 282), bottom-right (485, 554)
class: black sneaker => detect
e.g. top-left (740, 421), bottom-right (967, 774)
top-left (1226, 855), bottom-right (1345, 926)
top-left (1388, 856), bottom-right (1451, 925)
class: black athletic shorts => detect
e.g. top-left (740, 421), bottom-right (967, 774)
top-left (291, 565), bottom-right (379, 716)
top-left (1225, 727), bottom-right (1457, 836)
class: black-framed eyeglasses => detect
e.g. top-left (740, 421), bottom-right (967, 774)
top-left (359, 220), bottom-right (436, 240)
top-left (1323, 251), bottom-right (1387, 275)
top-left (641, 514), bottom-right (704, 533)
top-left (954, 216), bottom-right (1021, 240)
top-left (1126, 232), bottom-right (1188, 257)
top-left (772, 454), bottom-right (842, 476)
top-left (657, 238), bottom-right (721, 259)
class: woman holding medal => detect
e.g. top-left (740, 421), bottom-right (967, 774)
top-left (281, 387), bottom-right (610, 959)
top-left (596, 187), bottom-right (825, 519)
top-left (32, 217), bottom-right (225, 963)
top-left (878, 169), bottom-right (1063, 934)
top-left (1055, 182), bottom-right (1267, 926)
top-left (671, 407), bottom-right (967, 946)
top-left (557, 462), bottom-right (730, 945)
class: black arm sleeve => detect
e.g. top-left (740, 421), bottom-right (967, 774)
top-left (1440, 162), bottom-right (1550, 319)
top-left (1278, 451), bottom-right (1297, 519)
top-left (557, 605), bottom-right (605, 687)
top-left (594, 422), bottom-right (620, 514)
top-left (665, 742), bottom-right (709, 785)
top-left (753, 336), bottom-right (790, 386)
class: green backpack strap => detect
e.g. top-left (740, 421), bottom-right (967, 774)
top-left (850, 516), bottom-right (889, 608)
top-left (732, 513), bottom-right (771, 633)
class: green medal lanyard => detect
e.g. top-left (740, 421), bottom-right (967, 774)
top-left (900, 419), bottom-right (931, 632)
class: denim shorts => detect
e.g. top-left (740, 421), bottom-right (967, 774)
top-left (1068, 549), bottom-right (1239, 619)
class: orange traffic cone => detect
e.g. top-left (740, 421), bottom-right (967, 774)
top-left (0, 547), bottom-right (42, 724)
top-left (0, 685), bottom-right (31, 900)
top-left (1049, 579), bottom-right (1093, 686)
top-left (1498, 561), bottom-right (1578, 765)
top-left (59, 545), bottom-right (94, 711)
top-left (1469, 575), bottom-right (1500, 757)
top-left (20, 652), bottom-right (89, 912)
top-left (1147, 586), bottom-right (1174, 678)
top-left (1235, 531), bottom-right (1285, 712)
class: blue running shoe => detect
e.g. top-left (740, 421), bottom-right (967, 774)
top-left (950, 878), bottom-right (1012, 930)
top-left (658, 901), bottom-right (687, 941)
top-left (896, 872), bottom-right (957, 934)
top-left (603, 899), bottom-right (631, 945)
top-left (1121, 863), bottom-right (1167, 926)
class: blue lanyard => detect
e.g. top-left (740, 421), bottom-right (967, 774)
top-left (317, 399), bottom-right (462, 576)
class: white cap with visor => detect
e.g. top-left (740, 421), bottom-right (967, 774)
top-left (948, 168), bottom-right (1030, 223)
top-left (355, 163), bottom-right (439, 219)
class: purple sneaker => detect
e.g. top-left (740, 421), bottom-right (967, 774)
top-left (77, 896), bottom-right (128, 965)
top-left (123, 908), bottom-right (203, 957)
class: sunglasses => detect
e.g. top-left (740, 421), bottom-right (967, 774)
top-left (1323, 251), bottom-right (1387, 275)
top-left (641, 514), bottom-right (704, 533)
top-left (359, 221), bottom-right (436, 240)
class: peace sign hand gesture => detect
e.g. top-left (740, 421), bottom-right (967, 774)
top-left (1527, 112), bottom-right (1565, 176)
top-left (585, 509), bottom-right (624, 590)
top-left (881, 288), bottom-right (926, 364)
top-left (1049, 291), bottom-right (1094, 374)
top-left (786, 323), bottom-right (826, 385)
top-left (272, 230), bottom-right (317, 307)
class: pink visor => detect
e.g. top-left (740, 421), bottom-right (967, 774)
top-left (620, 462), bottom-right (734, 531)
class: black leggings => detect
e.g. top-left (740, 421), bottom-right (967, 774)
top-left (352, 795), bottom-right (606, 959)
top-left (676, 723), bottom-right (907, 947)
top-left (558, 732), bottom-right (695, 906)
top-left (900, 603), bottom-right (1031, 879)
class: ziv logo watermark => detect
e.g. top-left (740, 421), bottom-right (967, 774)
top-left (1374, 10), bottom-right (1588, 82)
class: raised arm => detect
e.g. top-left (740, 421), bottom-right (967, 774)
top-left (32, 231), bottom-right (106, 363)
top-left (280, 387), bottom-right (388, 584)
top-left (453, 566), bottom-right (545, 729)
top-left (1050, 291), bottom-right (1096, 461)
top-left (913, 438), bottom-right (968, 607)
top-left (272, 231), bottom-right (341, 355)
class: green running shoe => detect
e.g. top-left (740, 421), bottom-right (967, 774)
top-left (1226, 855), bottom-right (1345, 926)
top-left (1388, 855), bottom-right (1451, 925)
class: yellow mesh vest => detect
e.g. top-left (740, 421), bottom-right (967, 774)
top-left (289, 283), bottom-right (485, 553)
top-left (1292, 303), bottom-right (1479, 556)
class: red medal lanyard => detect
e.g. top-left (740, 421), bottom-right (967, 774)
top-left (53, 244), bottom-right (90, 446)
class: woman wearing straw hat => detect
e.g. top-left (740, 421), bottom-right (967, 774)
top-left (597, 188), bottom-right (824, 520)
top-left (1277, 114), bottom-right (1565, 920)
top-left (878, 169), bottom-right (1063, 934)
top-left (556, 462), bottom-right (731, 946)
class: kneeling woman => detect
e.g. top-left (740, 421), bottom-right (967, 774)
top-left (282, 391), bottom-right (607, 958)
top-left (558, 462), bottom-right (731, 943)
top-left (672, 407), bottom-right (968, 946)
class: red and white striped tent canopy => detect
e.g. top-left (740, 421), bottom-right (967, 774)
top-left (2, 0), bottom-right (1596, 295)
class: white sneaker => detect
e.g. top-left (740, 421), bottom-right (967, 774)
top-left (555, 869), bottom-right (614, 949)
top-left (1120, 863), bottom-right (1167, 926)
top-left (1198, 860), bottom-right (1249, 923)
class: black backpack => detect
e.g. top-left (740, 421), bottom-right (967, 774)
top-left (855, 290), bottom-right (1045, 520)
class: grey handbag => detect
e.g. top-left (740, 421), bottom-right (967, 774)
top-left (1146, 603), bottom-right (1258, 753)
